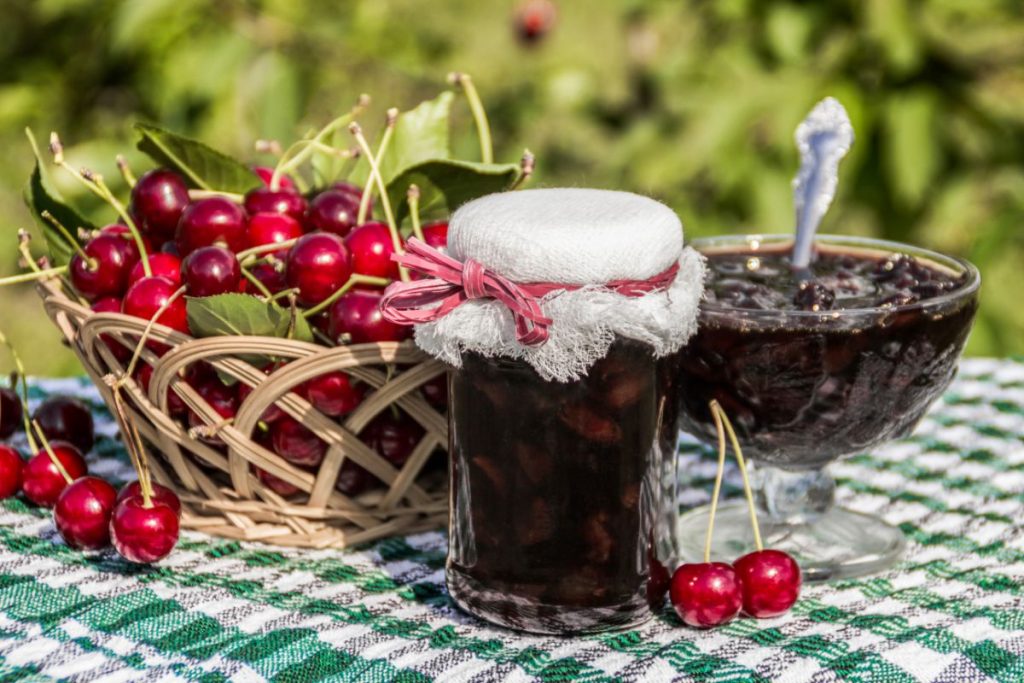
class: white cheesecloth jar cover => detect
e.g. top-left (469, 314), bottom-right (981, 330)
top-left (400, 188), bottom-right (705, 382)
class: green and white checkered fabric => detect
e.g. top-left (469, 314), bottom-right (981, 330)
top-left (0, 358), bottom-right (1021, 682)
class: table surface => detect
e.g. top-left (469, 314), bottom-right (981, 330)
top-left (0, 358), bottom-right (1022, 683)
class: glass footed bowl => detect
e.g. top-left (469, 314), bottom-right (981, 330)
top-left (672, 234), bottom-right (980, 581)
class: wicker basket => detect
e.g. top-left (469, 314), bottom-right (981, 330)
top-left (37, 277), bottom-right (449, 548)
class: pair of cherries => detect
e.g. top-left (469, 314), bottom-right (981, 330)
top-left (668, 402), bottom-right (801, 628)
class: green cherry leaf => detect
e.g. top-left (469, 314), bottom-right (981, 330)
top-left (186, 293), bottom-right (314, 343)
top-left (134, 123), bottom-right (262, 193)
top-left (387, 158), bottom-right (522, 226)
top-left (22, 128), bottom-right (95, 267)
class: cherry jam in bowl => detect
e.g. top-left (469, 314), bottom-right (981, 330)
top-left (672, 234), bottom-right (979, 580)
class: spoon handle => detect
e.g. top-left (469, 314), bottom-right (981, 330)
top-left (791, 98), bottom-right (854, 269)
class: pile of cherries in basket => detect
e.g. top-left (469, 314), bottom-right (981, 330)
top-left (76, 166), bottom-right (448, 498)
top-left (0, 390), bottom-right (180, 563)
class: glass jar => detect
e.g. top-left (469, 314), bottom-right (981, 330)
top-left (446, 339), bottom-right (672, 634)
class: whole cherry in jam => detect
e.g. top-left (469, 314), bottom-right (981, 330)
top-left (182, 245), bottom-right (241, 297)
top-left (33, 395), bottom-right (95, 454)
top-left (175, 197), bottom-right (247, 257)
top-left (110, 496), bottom-right (180, 563)
top-left (130, 169), bottom-right (190, 242)
top-left (732, 549), bottom-right (801, 618)
top-left (0, 445), bottom-right (24, 499)
top-left (328, 290), bottom-right (410, 344)
top-left (21, 441), bottom-right (87, 508)
top-left (306, 189), bottom-right (360, 237)
top-left (285, 232), bottom-right (352, 307)
top-left (53, 475), bottom-right (117, 549)
top-left (343, 222), bottom-right (400, 281)
top-left (244, 187), bottom-right (307, 222)
top-left (669, 562), bottom-right (744, 628)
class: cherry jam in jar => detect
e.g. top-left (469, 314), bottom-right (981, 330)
top-left (446, 339), bottom-right (672, 634)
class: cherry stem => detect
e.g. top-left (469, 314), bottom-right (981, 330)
top-left (237, 238), bottom-right (299, 263)
top-left (300, 273), bottom-right (390, 319)
top-left (357, 108), bottom-right (398, 225)
top-left (0, 328), bottom-right (37, 453)
top-left (271, 94), bottom-right (370, 190)
top-left (511, 149), bottom-right (536, 190)
top-left (106, 380), bottom-right (153, 508)
top-left (41, 210), bottom-right (90, 264)
top-left (124, 286), bottom-right (188, 379)
top-left (449, 72), bottom-right (493, 164)
top-left (706, 400), bottom-right (729, 563)
top-left (349, 120), bottom-right (409, 281)
top-left (0, 266), bottom-right (67, 287)
top-left (32, 419), bottom-right (72, 484)
top-left (239, 268), bottom-right (273, 299)
top-left (407, 184), bottom-right (426, 242)
top-left (188, 189), bottom-right (244, 202)
top-left (713, 401), bottom-right (764, 552)
top-left (116, 155), bottom-right (136, 188)
top-left (48, 133), bottom-right (152, 277)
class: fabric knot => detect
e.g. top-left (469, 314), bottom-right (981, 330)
top-left (462, 259), bottom-right (488, 300)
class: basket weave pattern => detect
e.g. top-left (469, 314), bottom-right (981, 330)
top-left (38, 278), bottom-right (449, 548)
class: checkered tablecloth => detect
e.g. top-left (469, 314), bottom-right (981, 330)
top-left (0, 358), bottom-right (1022, 682)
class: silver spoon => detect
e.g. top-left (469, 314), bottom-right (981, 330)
top-left (791, 97), bottom-right (854, 270)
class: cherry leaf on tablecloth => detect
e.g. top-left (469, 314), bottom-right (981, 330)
top-left (23, 128), bottom-right (95, 267)
top-left (135, 123), bottom-right (262, 193)
top-left (186, 293), bottom-right (313, 343)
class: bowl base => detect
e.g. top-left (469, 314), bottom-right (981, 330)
top-left (675, 501), bottom-right (905, 582)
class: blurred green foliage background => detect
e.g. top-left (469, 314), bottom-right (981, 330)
top-left (0, 0), bottom-right (1022, 375)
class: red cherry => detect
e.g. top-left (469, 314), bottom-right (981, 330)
top-left (33, 395), bottom-right (95, 454)
top-left (243, 260), bottom-right (288, 296)
top-left (343, 222), bottom-right (401, 281)
top-left (0, 445), bottom-right (24, 498)
top-left (335, 461), bottom-right (374, 496)
top-left (255, 466), bottom-right (302, 497)
top-left (300, 372), bottom-right (365, 417)
top-left (421, 221), bottom-right (449, 250)
top-left (110, 497), bottom-right (180, 563)
top-left (115, 480), bottom-right (182, 518)
top-left (90, 297), bottom-right (132, 364)
top-left (247, 213), bottom-right (304, 254)
top-left (99, 224), bottom-right (153, 259)
top-left (362, 412), bottom-right (423, 468)
top-left (669, 562), bottom-right (744, 628)
top-left (130, 169), bottom-right (190, 242)
top-left (270, 416), bottom-right (326, 467)
top-left (123, 276), bottom-right (190, 335)
top-left (0, 388), bottom-right (24, 439)
top-left (306, 189), bottom-right (360, 237)
top-left (421, 375), bottom-right (447, 411)
top-left (187, 379), bottom-right (239, 444)
top-left (129, 253), bottom-right (182, 288)
top-left (134, 363), bottom-right (188, 418)
top-left (175, 197), bottom-right (248, 257)
top-left (733, 549), bottom-right (801, 618)
top-left (514, 0), bottom-right (556, 44)
top-left (182, 245), bottom-right (241, 297)
top-left (285, 232), bottom-right (352, 307)
top-left (70, 234), bottom-right (138, 301)
top-left (236, 366), bottom-right (286, 424)
top-left (21, 441), bottom-right (87, 508)
top-left (332, 181), bottom-right (364, 199)
top-left (243, 187), bottom-right (307, 222)
top-left (53, 476), bottom-right (117, 549)
top-left (328, 290), bottom-right (410, 344)
top-left (252, 166), bottom-right (295, 190)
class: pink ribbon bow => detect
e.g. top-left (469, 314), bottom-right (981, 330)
top-left (380, 238), bottom-right (679, 346)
